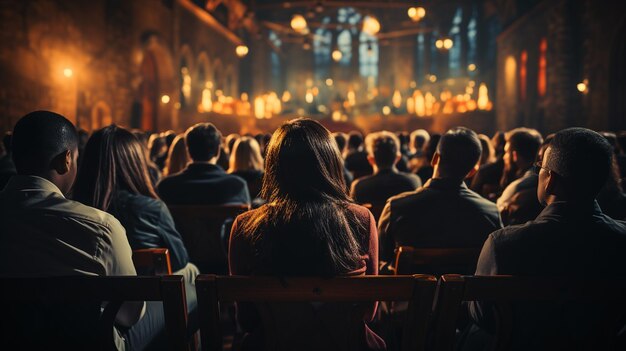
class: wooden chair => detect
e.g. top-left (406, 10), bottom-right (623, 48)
top-left (195, 274), bottom-right (437, 351)
top-left (168, 205), bottom-right (250, 273)
top-left (393, 246), bottom-right (482, 275)
top-left (0, 275), bottom-right (190, 351)
top-left (133, 248), bottom-right (173, 276)
top-left (433, 274), bottom-right (626, 351)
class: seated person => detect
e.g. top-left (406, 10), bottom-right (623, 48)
top-left (229, 118), bottom-right (383, 351)
top-left (158, 123), bottom-right (250, 206)
top-left (0, 132), bottom-right (16, 190)
top-left (344, 131), bottom-right (373, 180)
top-left (227, 136), bottom-right (264, 202)
top-left (464, 128), bottom-right (626, 350)
top-left (350, 131), bottom-right (422, 213)
top-left (73, 125), bottom-right (199, 283)
top-left (0, 111), bottom-right (149, 350)
top-left (378, 127), bottom-right (502, 273)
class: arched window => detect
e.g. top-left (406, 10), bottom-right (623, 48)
top-left (449, 7), bottom-right (463, 76)
top-left (359, 31), bottom-right (378, 84)
top-left (467, 5), bottom-right (478, 74)
top-left (337, 30), bottom-right (352, 66)
top-left (313, 24), bottom-right (331, 81)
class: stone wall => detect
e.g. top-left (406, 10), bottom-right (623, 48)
top-left (0, 0), bottom-right (242, 134)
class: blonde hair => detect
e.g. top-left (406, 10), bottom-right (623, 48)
top-left (228, 136), bottom-right (264, 173)
top-left (163, 134), bottom-right (189, 176)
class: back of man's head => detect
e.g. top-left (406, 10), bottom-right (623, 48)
top-left (12, 110), bottom-right (78, 175)
top-left (347, 131), bottom-right (364, 150)
top-left (184, 122), bottom-right (221, 162)
top-left (545, 128), bottom-right (612, 201)
top-left (506, 128), bottom-right (543, 163)
top-left (410, 129), bottom-right (430, 153)
top-left (436, 127), bottom-right (482, 180)
top-left (365, 131), bottom-right (400, 169)
top-left (332, 132), bottom-right (347, 153)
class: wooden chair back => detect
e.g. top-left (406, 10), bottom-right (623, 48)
top-left (133, 248), bottom-right (173, 276)
top-left (0, 275), bottom-right (189, 351)
top-left (195, 274), bottom-right (437, 351)
top-left (433, 274), bottom-right (626, 351)
top-left (168, 205), bottom-right (249, 273)
top-left (394, 246), bottom-right (482, 275)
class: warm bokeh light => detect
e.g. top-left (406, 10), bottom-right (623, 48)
top-left (325, 78), bottom-right (333, 86)
top-left (435, 40), bottom-right (443, 49)
top-left (63, 68), bottom-right (73, 78)
top-left (478, 83), bottom-right (491, 110)
top-left (161, 95), bottom-right (170, 104)
top-left (235, 45), bottom-right (249, 57)
top-left (291, 14), bottom-right (307, 32)
top-left (443, 38), bottom-right (454, 49)
top-left (331, 49), bottom-right (343, 62)
top-left (408, 7), bottom-right (426, 21)
top-left (392, 89), bottom-right (402, 108)
top-left (428, 75), bottom-right (437, 83)
top-left (281, 90), bottom-right (291, 102)
top-left (468, 63), bottom-right (477, 72)
top-left (362, 16), bottom-right (380, 35)
top-left (577, 80), bottom-right (588, 93)
top-left (305, 90), bottom-right (314, 103)
top-left (382, 106), bottom-right (391, 115)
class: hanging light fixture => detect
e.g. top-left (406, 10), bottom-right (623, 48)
top-left (332, 49), bottom-right (343, 62)
top-left (235, 45), bottom-right (249, 57)
top-left (408, 7), bottom-right (426, 21)
top-left (291, 14), bottom-right (308, 33)
top-left (435, 37), bottom-right (453, 51)
top-left (362, 16), bottom-right (381, 36)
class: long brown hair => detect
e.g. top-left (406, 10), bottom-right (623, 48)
top-left (73, 125), bottom-right (158, 211)
top-left (242, 118), bottom-right (365, 276)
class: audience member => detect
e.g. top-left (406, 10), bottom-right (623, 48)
top-left (0, 111), bottom-right (150, 349)
top-left (409, 129), bottom-right (430, 158)
top-left (478, 134), bottom-right (495, 166)
top-left (229, 118), bottom-right (383, 350)
top-left (163, 134), bottom-right (189, 177)
top-left (496, 128), bottom-right (543, 224)
top-left (378, 127), bottom-right (502, 273)
top-left (413, 133), bottom-right (440, 182)
top-left (216, 136), bottom-right (231, 171)
top-left (350, 131), bottom-right (422, 209)
top-left (73, 125), bottom-right (199, 282)
top-left (157, 123), bottom-right (250, 205)
top-left (471, 131), bottom-right (506, 199)
top-left (332, 132), bottom-right (354, 188)
top-left (464, 128), bottom-right (626, 350)
top-left (0, 131), bottom-right (16, 190)
top-left (225, 133), bottom-right (240, 155)
top-left (344, 131), bottom-right (373, 180)
top-left (228, 136), bottom-right (264, 201)
top-left (133, 129), bottom-right (161, 187)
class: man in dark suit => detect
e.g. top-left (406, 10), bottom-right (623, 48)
top-left (378, 127), bottom-right (502, 271)
top-left (350, 131), bottom-right (421, 211)
top-left (344, 131), bottom-right (373, 180)
top-left (465, 128), bottom-right (626, 350)
top-left (157, 123), bottom-right (250, 205)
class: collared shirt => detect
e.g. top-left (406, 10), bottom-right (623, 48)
top-left (0, 175), bottom-right (136, 277)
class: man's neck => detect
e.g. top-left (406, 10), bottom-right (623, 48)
top-left (373, 165), bottom-right (396, 174)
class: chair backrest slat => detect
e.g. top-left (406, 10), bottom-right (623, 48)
top-left (133, 248), bottom-right (173, 276)
top-left (196, 274), bottom-right (437, 351)
top-left (394, 246), bottom-right (482, 275)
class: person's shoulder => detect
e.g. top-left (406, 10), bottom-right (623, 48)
top-left (387, 186), bottom-right (428, 206)
top-left (347, 202), bottom-right (374, 222)
top-left (60, 197), bottom-right (125, 236)
top-left (461, 187), bottom-right (499, 211)
top-left (489, 218), bottom-right (551, 247)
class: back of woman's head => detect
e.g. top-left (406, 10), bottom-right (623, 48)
top-left (73, 125), bottom-right (158, 211)
top-left (245, 118), bottom-right (363, 277)
top-left (228, 136), bottom-right (263, 173)
top-left (261, 118), bottom-right (346, 202)
top-left (164, 134), bottom-right (189, 176)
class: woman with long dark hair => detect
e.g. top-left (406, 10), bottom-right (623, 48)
top-left (73, 125), bottom-right (198, 282)
top-left (229, 118), bottom-right (383, 350)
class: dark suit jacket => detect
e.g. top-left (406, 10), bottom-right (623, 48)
top-left (157, 163), bottom-right (250, 205)
top-left (378, 178), bottom-right (502, 264)
top-left (344, 150), bottom-right (373, 180)
top-left (109, 190), bottom-right (190, 271)
top-left (470, 158), bottom-right (504, 199)
top-left (467, 201), bottom-right (626, 350)
top-left (350, 168), bottom-right (422, 206)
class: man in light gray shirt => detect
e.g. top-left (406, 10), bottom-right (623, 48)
top-left (0, 111), bottom-right (151, 350)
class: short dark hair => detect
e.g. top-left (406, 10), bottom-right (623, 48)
top-left (332, 132), bottom-right (347, 153)
top-left (436, 127), bottom-right (482, 179)
top-left (347, 131), bottom-right (364, 149)
top-left (365, 131), bottom-right (399, 169)
top-left (545, 128), bottom-right (613, 200)
top-left (506, 128), bottom-right (543, 162)
top-left (12, 110), bottom-right (78, 175)
top-left (184, 123), bottom-right (222, 162)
